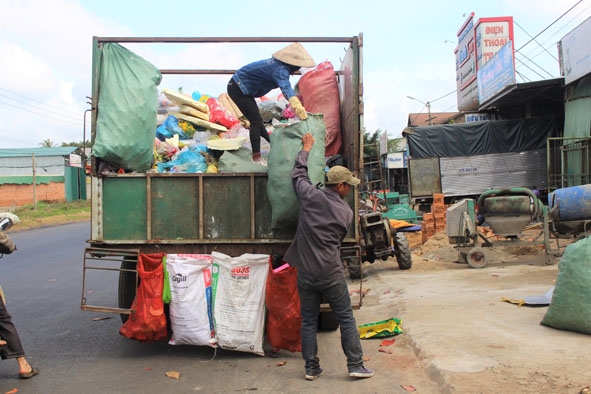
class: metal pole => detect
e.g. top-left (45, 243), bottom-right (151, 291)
top-left (32, 153), bottom-right (37, 210)
top-left (427, 102), bottom-right (432, 125)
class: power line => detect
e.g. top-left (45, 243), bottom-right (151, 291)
top-left (431, 90), bottom-right (457, 104)
top-left (0, 88), bottom-right (81, 117)
top-left (514, 52), bottom-right (555, 79)
top-left (516, 0), bottom-right (583, 53)
top-left (0, 94), bottom-right (84, 125)
top-left (0, 100), bottom-right (84, 126)
top-left (514, 20), bottom-right (560, 64)
top-left (515, 70), bottom-right (532, 83)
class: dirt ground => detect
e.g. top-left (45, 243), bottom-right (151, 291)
top-left (373, 227), bottom-right (591, 394)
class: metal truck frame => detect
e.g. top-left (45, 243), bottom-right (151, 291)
top-left (80, 36), bottom-right (365, 321)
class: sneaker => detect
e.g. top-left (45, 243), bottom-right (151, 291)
top-left (252, 157), bottom-right (268, 167)
top-left (305, 367), bottom-right (324, 381)
top-left (348, 366), bottom-right (374, 378)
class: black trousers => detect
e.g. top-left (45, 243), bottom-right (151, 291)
top-left (227, 78), bottom-right (270, 156)
top-left (0, 296), bottom-right (25, 360)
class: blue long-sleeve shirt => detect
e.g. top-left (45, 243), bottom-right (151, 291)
top-left (231, 58), bottom-right (296, 99)
top-left (284, 150), bottom-right (353, 281)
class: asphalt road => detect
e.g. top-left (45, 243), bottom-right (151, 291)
top-left (0, 222), bottom-right (442, 394)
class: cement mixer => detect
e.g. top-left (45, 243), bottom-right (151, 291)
top-left (548, 184), bottom-right (591, 239)
top-left (446, 188), bottom-right (551, 268)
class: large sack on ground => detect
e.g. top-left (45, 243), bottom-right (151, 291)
top-left (541, 237), bottom-right (591, 334)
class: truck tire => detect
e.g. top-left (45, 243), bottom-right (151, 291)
top-left (318, 310), bottom-right (339, 331)
top-left (118, 258), bottom-right (138, 323)
top-left (318, 294), bottom-right (340, 331)
top-left (393, 232), bottom-right (412, 270)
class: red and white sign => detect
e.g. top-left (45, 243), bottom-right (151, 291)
top-left (475, 17), bottom-right (514, 69)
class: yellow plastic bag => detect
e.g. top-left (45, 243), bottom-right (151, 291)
top-left (358, 317), bottom-right (403, 339)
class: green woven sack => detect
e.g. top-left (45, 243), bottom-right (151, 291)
top-left (267, 114), bottom-right (326, 238)
top-left (162, 255), bottom-right (171, 304)
top-left (93, 43), bottom-right (162, 172)
top-left (541, 237), bottom-right (591, 334)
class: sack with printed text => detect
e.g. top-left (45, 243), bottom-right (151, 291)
top-left (167, 254), bottom-right (215, 346)
top-left (211, 252), bottom-right (269, 355)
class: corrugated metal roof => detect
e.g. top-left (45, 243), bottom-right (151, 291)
top-left (407, 112), bottom-right (463, 127)
top-left (0, 147), bottom-right (76, 158)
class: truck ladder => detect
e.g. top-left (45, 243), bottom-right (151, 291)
top-left (81, 247), bottom-right (140, 315)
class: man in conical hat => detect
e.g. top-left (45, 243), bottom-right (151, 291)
top-left (227, 43), bottom-right (315, 166)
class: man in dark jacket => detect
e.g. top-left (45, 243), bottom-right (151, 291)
top-left (284, 133), bottom-right (374, 381)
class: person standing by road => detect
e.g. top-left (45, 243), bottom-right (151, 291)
top-left (0, 219), bottom-right (39, 380)
top-left (227, 42), bottom-right (315, 166)
top-left (284, 132), bottom-right (374, 381)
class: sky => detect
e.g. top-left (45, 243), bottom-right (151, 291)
top-left (0, 0), bottom-right (590, 149)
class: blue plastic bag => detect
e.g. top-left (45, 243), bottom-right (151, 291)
top-left (156, 115), bottom-right (190, 141)
top-left (157, 145), bottom-right (208, 173)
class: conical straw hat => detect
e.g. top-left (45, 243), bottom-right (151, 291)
top-left (272, 43), bottom-right (316, 68)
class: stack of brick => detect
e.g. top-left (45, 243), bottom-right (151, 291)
top-left (432, 193), bottom-right (446, 233)
top-left (421, 212), bottom-right (435, 243)
top-left (421, 193), bottom-right (449, 243)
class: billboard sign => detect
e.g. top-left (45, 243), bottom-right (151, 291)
top-left (465, 113), bottom-right (493, 122)
top-left (456, 14), bottom-right (515, 111)
top-left (477, 41), bottom-right (516, 104)
top-left (560, 17), bottom-right (591, 84)
top-left (456, 13), bottom-right (478, 111)
top-left (379, 131), bottom-right (388, 156)
top-left (386, 152), bottom-right (407, 169)
top-left (475, 17), bottom-right (514, 69)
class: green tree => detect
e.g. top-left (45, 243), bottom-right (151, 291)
top-left (39, 139), bottom-right (57, 148)
top-left (60, 140), bottom-right (92, 148)
top-left (364, 129), bottom-right (382, 158)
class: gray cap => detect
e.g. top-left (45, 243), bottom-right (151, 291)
top-left (325, 166), bottom-right (360, 186)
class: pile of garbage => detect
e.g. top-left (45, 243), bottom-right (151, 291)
top-left (93, 44), bottom-right (343, 175)
top-left (152, 87), bottom-right (302, 174)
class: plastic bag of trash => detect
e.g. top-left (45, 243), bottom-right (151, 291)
top-left (541, 236), bottom-right (591, 334)
top-left (157, 145), bottom-right (208, 173)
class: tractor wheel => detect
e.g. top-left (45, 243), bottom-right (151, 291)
top-left (393, 232), bottom-right (412, 270)
top-left (348, 260), bottom-right (362, 280)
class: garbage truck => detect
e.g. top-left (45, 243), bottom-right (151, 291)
top-left (80, 35), bottom-right (412, 328)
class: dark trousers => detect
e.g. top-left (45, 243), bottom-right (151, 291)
top-left (297, 275), bottom-right (364, 372)
top-left (0, 296), bottom-right (25, 360)
top-left (227, 78), bottom-right (270, 156)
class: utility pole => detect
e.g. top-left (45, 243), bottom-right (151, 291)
top-left (32, 153), bottom-right (37, 210)
top-left (407, 96), bottom-right (432, 125)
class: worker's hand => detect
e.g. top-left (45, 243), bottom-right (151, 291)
top-left (239, 116), bottom-right (250, 129)
top-left (302, 133), bottom-right (314, 152)
top-left (289, 96), bottom-right (308, 120)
